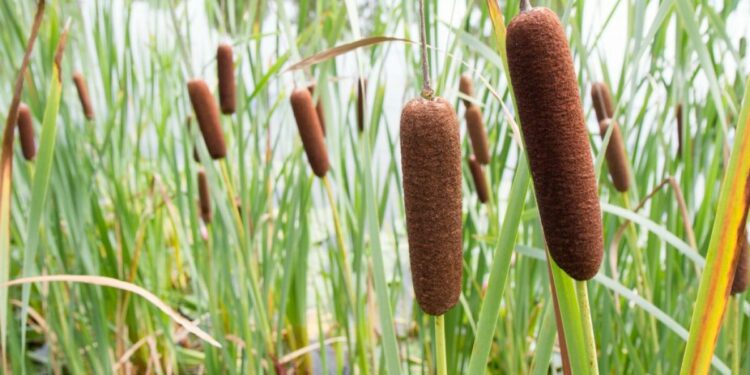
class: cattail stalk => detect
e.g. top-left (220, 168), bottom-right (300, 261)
top-left (73, 72), bottom-right (94, 120)
top-left (17, 104), bottom-right (36, 161)
top-left (217, 43), bottom-right (236, 114)
top-left (307, 84), bottom-right (326, 136)
top-left (507, 4), bottom-right (601, 373)
top-left (466, 106), bottom-right (490, 165)
top-left (676, 103), bottom-right (683, 156)
top-left (468, 155), bottom-right (489, 203)
top-left (291, 88), bottom-right (329, 177)
top-left (197, 170), bottom-right (211, 223)
top-left (188, 79), bottom-right (227, 159)
top-left (599, 119), bottom-right (630, 192)
top-left (357, 78), bottom-right (367, 133)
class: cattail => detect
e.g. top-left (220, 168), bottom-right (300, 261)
top-left (217, 43), bottom-right (236, 115)
top-left (291, 88), bottom-right (329, 177)
top-left (187, 79), bottom-right (226, 159)
top-left (401, 97), bottom-right (462, 315)
top-left (506, 6), bottom-right (603, 280)
top-left (357, 78), bottom-right (367, 133)
top-left (465, 105), bottom-right (490, 165)
top-left (17, 104), bottom-right (36, 161)
top-left (459, 74), bottom-right (474, 108)
top-left (590, 82), bottom-right (614, 123)
top-left (675, 103), bottom-right (683, 156)
top-left (732, 236), bottom-right (750, 295)
top-left (197, 170), bottom-right (212, 223)
top-left (72, 72), bottom-right (94, 120)
top-left (599, 119), bottom-right (630, 192)
top-left (468, 155), bottom-right (489, 204)
top-left (307, 84), bottom-right (326, 136)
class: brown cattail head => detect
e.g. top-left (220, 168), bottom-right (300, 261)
top-left (590, 82), bottom-right (614, 123)
top-left (506, 7), bottom-right (603, 280)
top-left (291, 88), bottom-right (329, 177)
top-left (72, 72), bottom-right (94, 120)
top-left (400, 97), bottom-right (462, 315)
top-left (17, 104), bottom-right (36, 161)
top-left (357, 78), bottom-right (367, 133)
top-left (197, 169), bottom-right (212, 223)
top-left (732, 236), bottom-right (750, 295)
top-left (187, 79), bottom-right (227, 159)
top-left (307, 84), bottom-right (326, 136)
top-left (599, 119), bottom-right (630, 192)
top-left (675, 103), bottom-right (683, 156)
top-left (459, 74), bottom-right (474, 108)
top-left (465, 106), bottom-right (490, 165)
top-left (468, 155), bottom-right (489, 204)
top-left (217, 43), bottom-right (236, 115)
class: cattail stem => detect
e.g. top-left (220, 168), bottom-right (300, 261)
top-left (575, 281), bottom-right (599, 375)
top-left (418, 0), bottom-right (432, 99)
top-left (435, 315), bottom-right (447, 375)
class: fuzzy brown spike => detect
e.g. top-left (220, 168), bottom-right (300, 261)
top-left (307, 84), bottom-right (326, 136)
top-left (732, 236), bottom-right (750, 295)
top-left (72, 72), bottom-right (94, 120)
top-left (599, 119), bottom-right (630, 192)
top-left (17, 104), bottom-right (36, 161)
top-left (400, 97), bottom-right (462, 315)
top-left (507, 7), bottom-right (603, 280)
top-left (459, 74), bottom-right (474, 108)
top-left (197, 170), bottom-right (212, 223)
top-left (675, 103), bottom-right (683, 156)
top-left (217, 43), bottom-right (236, 114)
top-left (465, 105), bottom-right (490, 165)
top-left (468, 155), bottom-right (489, 204)
top-left (291, 88), bottom-right (329, 177)
top-left (590, 82), bottom-right (614, 123)
top-left (357, 78), bottom-right (367, 133)
top-left (187, 79), bottom-right (227, 159)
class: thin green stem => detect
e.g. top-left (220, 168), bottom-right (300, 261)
top-left (576, 281), bottom-right (599, 375)
top-left (733, 297), bottom-right (741, 375)
top-left (435, 314), bottom-right (447, 375)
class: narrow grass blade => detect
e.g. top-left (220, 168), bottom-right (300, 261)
top-left (680, 77), bottom-right (750, 374)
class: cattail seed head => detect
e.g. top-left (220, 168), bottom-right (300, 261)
top-left (187, 79), bottom-right (226, 159)
top-left (307, 84), bottom-right (326, 136)
top-left (468, 155), bottom-right (489, 204)
top-left (72, 72), bottom-right (94, 120)
top-left (465, 105), bottom-right (490, 165)
top-left (675, 103), bottom-right (683, 156)
top-left (17, 104), bottom-right (36, 161)
top-left (291, 88), bottom-right (329, 177)
top-left (400, 97), bottom-right (462, 315)
top-left (599, 119), bottom-right (630, 192)
top-left (459, 74), bottom-right (474, 108)
top-left (590, 82), bottom-right (614, 123)
top-left (732, 236), bottom-right (750, 295)
top-left (217, 43), bottom-right (236, 115)
top-left (197, 170), bottom-right (212, 223)
top-left (357, 78), bottom-right (367, 133)
top-left (507, 7), bottom-right (603, 280)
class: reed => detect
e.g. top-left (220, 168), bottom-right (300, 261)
top-left (197, 169), bottom-right (211, 223)
top-left (217, 43), bottom-right (236, 115)
top-left (675, 103), bottom-right (683, 156)
top-left (468, 155), bottom-right (489, 204)
top-left (16, 104), bottom-right (36, 161)
top-left (506, 6), bottom-right (603, 280)
top-left (599, 119), bottom-right (630, 192)
top-left (291, 88), bottom-right (329, 177)
top-left (187, 79), bottom-right (227, 159)
top-left (465, 105), bottom-right (490, 165)
top-left (72, 71), bottom-right (94, 120)
top-left (400, 97), bottom-right (462, 315)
